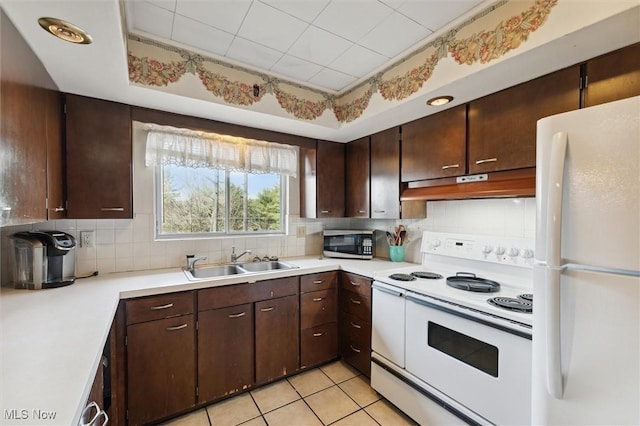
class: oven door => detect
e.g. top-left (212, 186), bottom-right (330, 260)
top-left (405, 292), bottom-right (531, 426)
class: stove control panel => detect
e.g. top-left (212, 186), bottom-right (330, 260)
top-left (421, 231), bottom-right (535, 268)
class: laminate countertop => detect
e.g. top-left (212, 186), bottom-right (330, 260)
top-left (0, 256), bottom-right (412, 426)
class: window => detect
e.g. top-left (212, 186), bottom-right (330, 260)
top-left (144, 123), bottom-right (296, 239)
top-left (156, 165), bottom-right (284, 237)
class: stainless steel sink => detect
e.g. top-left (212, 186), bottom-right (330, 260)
top-left (237, 261), bottom-right (299, 272)
top-left (184, 264), bottom-right (246, 280)
top-left (183, 261), bottom-right (298, 280)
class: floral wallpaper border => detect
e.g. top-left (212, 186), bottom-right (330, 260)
top-left (128, 0), bottom-right (557, 124)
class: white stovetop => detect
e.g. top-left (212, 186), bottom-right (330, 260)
top-left (0, 256), bottom-right (411, 426)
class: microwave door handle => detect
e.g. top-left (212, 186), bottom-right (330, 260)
top-left (544, 131), bottom-right (568, 400)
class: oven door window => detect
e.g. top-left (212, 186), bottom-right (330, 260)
top-left (428, 322), bottom-right (498, 377)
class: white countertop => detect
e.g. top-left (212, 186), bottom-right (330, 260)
top-left (0, 257), bottom-right (411, 425)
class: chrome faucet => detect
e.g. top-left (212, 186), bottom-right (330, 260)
top-left (230, 246), bottom-right (252, 264)
top-left (186, 254), bottom-right (207, 270)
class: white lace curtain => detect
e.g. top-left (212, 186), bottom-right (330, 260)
top-left (144, 124), bottom-right (298, 177)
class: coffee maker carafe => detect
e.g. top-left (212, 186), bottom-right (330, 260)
top-left (9, 231), bottom-right (77, 289)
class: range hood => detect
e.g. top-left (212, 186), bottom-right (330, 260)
top-left (400, 168), bottom-right (536, 201)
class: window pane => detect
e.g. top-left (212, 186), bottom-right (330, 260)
top-left (160, 166), bottom-right (225, 234)
top-left (229, 172), bottom-right (282, 232)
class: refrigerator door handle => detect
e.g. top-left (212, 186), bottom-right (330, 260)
top-left (545, 131), bottom-right (568, 399)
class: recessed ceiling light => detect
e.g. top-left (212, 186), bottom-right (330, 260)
top-left (38, 17), bottom-right (93, 45)
top-left (426, 96), bottom-right (453, 106)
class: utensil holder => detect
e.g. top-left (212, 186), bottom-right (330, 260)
top-left (389, 245), bottom-right (405, 262)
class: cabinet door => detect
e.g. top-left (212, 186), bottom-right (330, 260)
top-left (255, 295), bottom-right (299, 383)
top-left (468, 66), bottom-right (580, 174)
top-left (127, 315), bottom-right (195, 425)
top-left (401, 105), bottom-right (467, 181)
top-left (45, 90), bottom-right (66, 219)
top-left (583, 42), bottom-right (640, 107)
top-left (316, 140), bottom-right (345, 217)
top-left (198, 304), bottom-right (254, 403)
top-left (301, 323), bottom-right (338, 369)
top-left (370, 127), bottom-right (400, 219)
top-left (345, 136), bottom-right (370, 217)
top-left (65, 94), bottom-right (132, 218)
top-left (0, 10), bottom-right (51, 225)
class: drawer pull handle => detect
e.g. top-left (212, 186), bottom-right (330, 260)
top-left (151, 303), bottom-right (174, 310)
top-left (475, 157), bottom-right (498, 165)
top-left (54, 206), bottom-right (65, 212)
top-left (350, 281), bottom-right (360, 286)
top-left (261, 307), bottom-right (274, 312)
top-left (228, 312), bottom-right (246, 318)
top-left (312, 297), bottom-right (324, 302)
top-left (313, 280), bottom-right (324, 284)
top-left (320, 210), bottom-right (330, 214)
top-left (441, 163), bottom-right (459, 170)
top-left (358, 210), bottom-right (366, 214)
top-left (0, 207), bottom-right (12, 212)
top-left (350, 322), bottom-right (362, 329)
top-left (166, 323), bottom-right (188, 331)
top-left (374, 210), bottom-right (385, 213)
top-left (100, 207), bottom-right (125, 211)
top-left (313, 332), bottom-right (325, 337)
top-left (350, 345), bottom-right (361, 353)
top-left (350, 298), bottom-right (361, 305)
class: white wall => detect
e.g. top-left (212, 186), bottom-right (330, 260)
top-left (0, 124), bottom-right (535, 283)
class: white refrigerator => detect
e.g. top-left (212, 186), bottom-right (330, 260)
top-left (533, 95), bottom-right (640, 424)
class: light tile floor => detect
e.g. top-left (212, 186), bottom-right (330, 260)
top-left (161, 361), bottom-right (418, 426)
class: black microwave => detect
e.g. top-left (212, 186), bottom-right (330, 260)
top-left (323, 230), bottom-right (375, 260)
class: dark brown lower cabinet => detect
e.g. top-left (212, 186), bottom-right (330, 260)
top-left (339, 272), bottom-right (372, 377)
top-left (255, 295), bottom-right (300, 383)
top-left (198, 304), bottom-right (254, 403)
top-left (301, 323), bottom-right (338, 368)
top-left (126, 315), bottom-right (196, 425)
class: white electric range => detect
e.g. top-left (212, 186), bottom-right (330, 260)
top-left (370, 231), bottom-right (534, 426)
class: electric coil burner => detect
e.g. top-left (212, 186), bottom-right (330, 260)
top-left (518, 293), bottom-right (533, 302)
top-left (488, 297), bottom-right (533, 313)
top-left (388, 273), bottom-right (416, 282)
top-left (411, 271), bottom-right (443, 280)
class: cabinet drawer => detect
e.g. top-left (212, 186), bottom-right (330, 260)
top-left (341, 311), bottom-right (371, 350)
top-left (198, 283), bottom-right (253, 312)
top-left (126, 291), bottom-right (194, 325)
top-left (340, 292), bottom-right (371, 322)
top-left (341, 337), bottom-right (371, 378)
top-left (301, 323), bottom-right (338, 369)
top-left (301, 289), bottom-right (337, 329)
top-left (300, 271), bottom-right (337, 293)
top-left (340, 272), bottom-right (371, 297)
top-left (198, 277), bottom-right (299, 312)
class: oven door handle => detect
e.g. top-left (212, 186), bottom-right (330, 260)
top-left (372, 283), bottom-right (403, 297)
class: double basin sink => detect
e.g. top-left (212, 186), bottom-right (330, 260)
top-left (184, 261), bottom-right (298, 281)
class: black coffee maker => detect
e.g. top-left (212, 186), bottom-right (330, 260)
top-left (9, 230), bottom-right (77, 289)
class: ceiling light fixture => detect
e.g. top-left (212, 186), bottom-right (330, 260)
top-left (426, 96), bottom-right (454, 106)
top-left (38, 17), bottom-right (93, 44)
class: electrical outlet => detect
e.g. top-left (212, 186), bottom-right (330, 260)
top-left (296, 225), bottom-right (306, 238)
top-left (80, 231), bottom-right (94, 248)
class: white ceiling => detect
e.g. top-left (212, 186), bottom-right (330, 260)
top-left (1, 1), bottom-right (639, 142)
top-left (125, 0), bottom-right (484, 93)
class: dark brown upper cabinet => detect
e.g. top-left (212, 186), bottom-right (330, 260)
top-left (65, 94), bottom-right (133, 219)
top-left (370, 127), bottom-right (401, 219)
top-left (346, 136), bottom-right (370, 218)
top-left (401, 105), bottom-right (467, 182)
top-left (300, 140), bottom-right (345, 218)
top-left (583, 42), bottom-right (640, 108)
top-left (0, 10), bottom-right (60, 226)
top-left (467, 65), bottom-right (580, 174)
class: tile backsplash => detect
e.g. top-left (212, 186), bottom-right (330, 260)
top-left (0, 198), bottom-right (535, 284)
